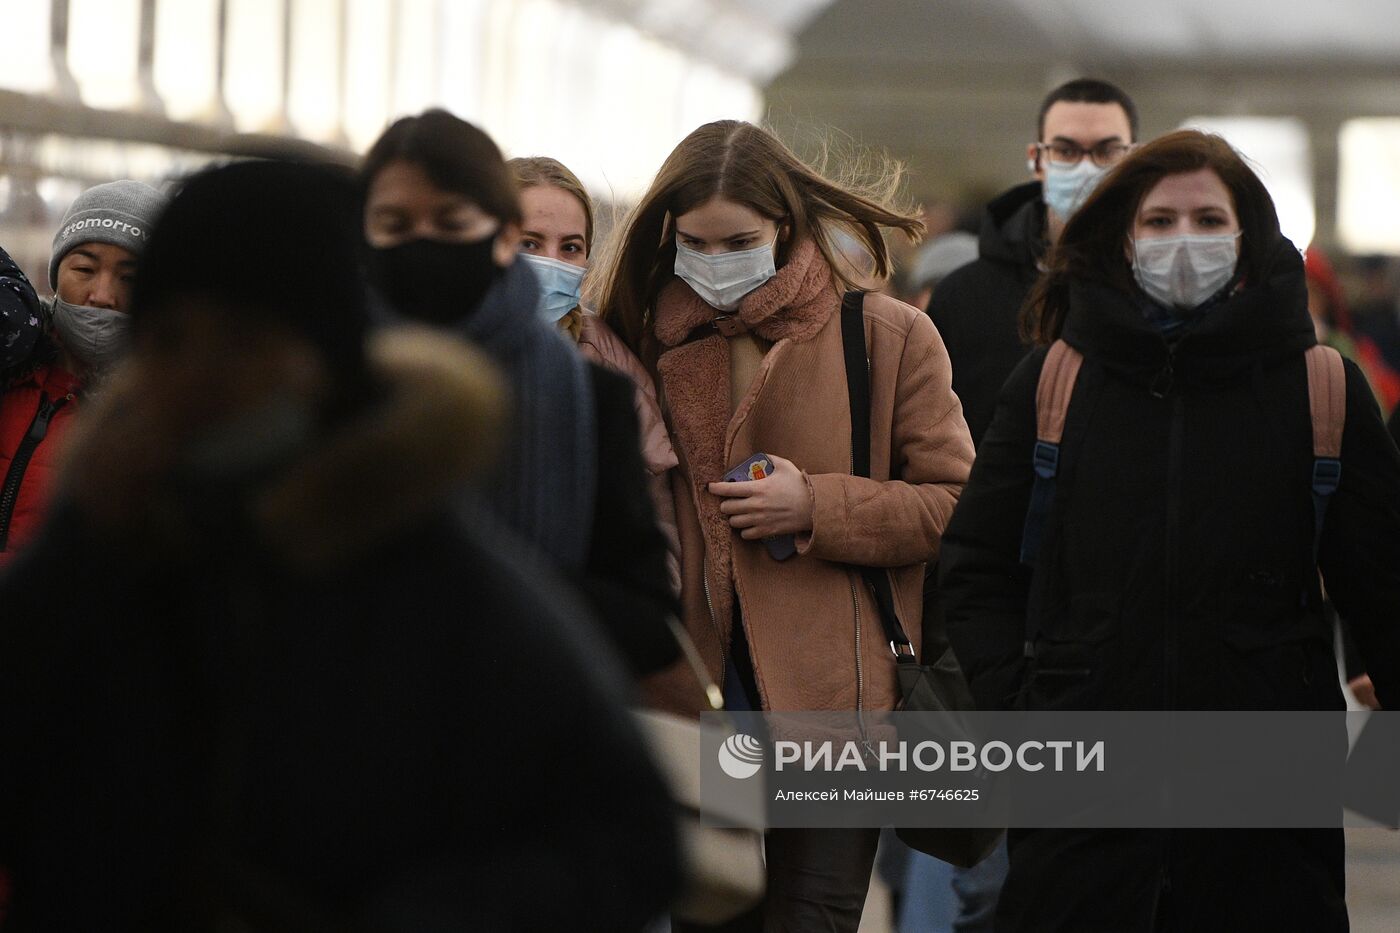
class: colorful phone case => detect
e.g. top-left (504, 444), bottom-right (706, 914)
top-left (723, 453), bottom-right (775, 484)
top-left (722, 452), bottom-right (797, 561)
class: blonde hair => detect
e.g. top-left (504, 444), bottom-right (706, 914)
top-left (508, 155), bottom-right (595, 255)
top-left (508, 155), bottom-right (593, 343)
top-left (594, 120), bottom-right (922, 356)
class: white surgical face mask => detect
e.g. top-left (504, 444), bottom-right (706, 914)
top-left (519, 252), bottom-right (586, 324)
top-left (50, 297), bottom-right (131, 371)
top-left (1131, 232), bottom-right (1241, 310)
top-left (1042, 159), bottom-right (1109, 223)
top-left (673, 236), bottom-right (777, 312)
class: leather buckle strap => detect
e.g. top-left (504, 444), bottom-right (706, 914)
top-left (712, 314), bottom-right (749, 337)
top-left (676, 313), bottom-right (750, 347)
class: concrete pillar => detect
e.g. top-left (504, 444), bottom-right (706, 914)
top-left (1310, 114), bottom-right (1344, 253)
top-left (49, 0), bottom-right (81, 101)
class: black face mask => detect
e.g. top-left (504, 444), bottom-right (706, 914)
top-left (369, 236), bottom-right (502, 326)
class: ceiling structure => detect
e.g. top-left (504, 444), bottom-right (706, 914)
top-left (765, 0), bottom-right (1400, 244)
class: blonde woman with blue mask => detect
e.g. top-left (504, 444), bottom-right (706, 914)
top-left (511, 156), bottom-right (682, 591)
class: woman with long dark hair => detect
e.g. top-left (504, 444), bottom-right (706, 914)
top-left (941, 130), bottom-right (1400, 932)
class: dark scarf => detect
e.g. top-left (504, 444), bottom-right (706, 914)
top-left (458, 259), bottom-right (597, 570)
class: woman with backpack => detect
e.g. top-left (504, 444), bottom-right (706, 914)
top-left (596, 119), bottom-right (974, 932)
top-left (940, 129), bottom-right (1400, 932)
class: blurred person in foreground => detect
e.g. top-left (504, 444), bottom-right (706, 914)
top-left (0, 180), bottom-right (165, 561)
top-left (362, 110), bottom-right (678, 676)
top-left (0, 159), bottom-right (678, 932)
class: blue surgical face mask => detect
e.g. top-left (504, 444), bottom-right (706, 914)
top-left (519, 252), bottom-right (586, 325)
top-left (1042, 159), bottom-right (1109, 223)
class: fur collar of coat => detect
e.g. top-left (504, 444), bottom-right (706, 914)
top-left (60, 328), bottom-right (504, 576)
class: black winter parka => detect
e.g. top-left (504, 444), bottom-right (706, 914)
top-left (942, 241), bottom-right (1400, 714)
top-left (926, 181), bottom-right (1044, 445)
top-left (940, 241), bottom-right (1400, 933)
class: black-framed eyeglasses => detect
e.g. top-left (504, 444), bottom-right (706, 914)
top-left (1036, 140), bottom-right (1135, 168)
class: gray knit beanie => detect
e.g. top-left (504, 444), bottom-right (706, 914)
top-left (49, 180), bottom-right (167, 289)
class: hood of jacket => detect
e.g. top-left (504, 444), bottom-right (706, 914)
top-left (978, 181), bottom-right (1047, 272)
top-left (1061, 237), bottom-right (1316, 389)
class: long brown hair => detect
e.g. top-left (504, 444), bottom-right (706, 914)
top-left (1023, 129), bottom-right (1282, 345)
top-left (594, 120), bottom-right (922, 355)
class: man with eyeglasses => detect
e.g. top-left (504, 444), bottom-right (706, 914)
top-left (910, 77), bottom-right (1137, 933)
top-left (926, 78), bottom-right (1138, 446)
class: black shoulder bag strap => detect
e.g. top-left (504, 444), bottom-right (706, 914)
top-left (839, 290), bottom-right (915, 660)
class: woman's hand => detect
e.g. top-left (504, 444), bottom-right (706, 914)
top-left (708, 454), bottom-right (813, 539)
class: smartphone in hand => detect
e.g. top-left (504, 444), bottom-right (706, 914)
top-left (722, 452), bottom-right (798, 561)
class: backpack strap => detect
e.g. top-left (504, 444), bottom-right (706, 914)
top-left (1304, 344), bottom-right (1346, 566)
top-left (1019, 340), bottom-right (1083, 567)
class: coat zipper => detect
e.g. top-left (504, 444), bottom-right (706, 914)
top-left (1165, 393), bottom-right (1184, 708)
top-left (1154, 342), bottom-right (1183, 913)
top-left (0, 391), bottom-right (72, 551)
top-left (1160, 340), bottom-right (1183, 709)
top-left (701, 554), bottom-right (725, 684)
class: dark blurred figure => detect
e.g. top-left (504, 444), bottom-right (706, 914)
top-left (1352, 254), bottom-right (1400, 372)
top-left (1306, 246), bottom-right (1400, 414)
top-left (0, 159), bottom-right (678, 932)
top-left (0, 181), bottom-right (166, 562)
top-left (927, 78), bottom-right (1139, 446)
top-left (899, 230), bottom-right (978, 314)
top-left (362, 109), bottom-right (678, 676)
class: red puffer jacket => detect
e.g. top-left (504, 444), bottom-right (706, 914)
top-left (0, 363), bottom-right (81, 563)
